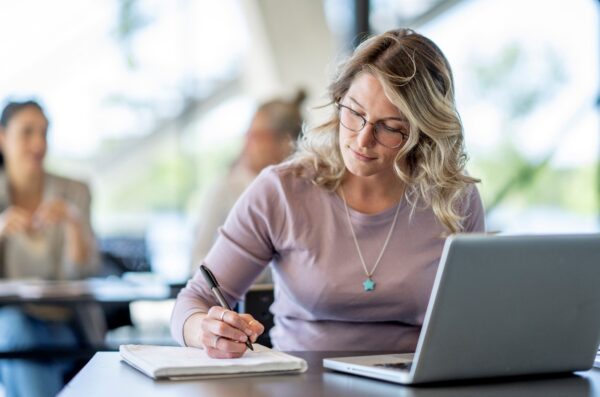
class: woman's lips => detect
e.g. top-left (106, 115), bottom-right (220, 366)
top-left (349, 147), bottom-right (376, 161)
top-left (29, 154), bottom-right (45, 163)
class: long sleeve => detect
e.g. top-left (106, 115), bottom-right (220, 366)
top-left (171, 168), bottom-right (284, 346)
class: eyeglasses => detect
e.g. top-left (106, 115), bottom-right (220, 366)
top-left (336, 102), bottom-right (408, 149)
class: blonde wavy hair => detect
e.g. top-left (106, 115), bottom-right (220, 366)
top-left (290, 28), bottom-right (479, 234)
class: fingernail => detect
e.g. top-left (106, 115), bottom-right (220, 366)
top-left (239, 335), bottom-right (248, 342)
top-left (245, 328), bottom-right (252, 335)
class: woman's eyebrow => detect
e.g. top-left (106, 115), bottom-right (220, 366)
top-left (349, 96), bottom-right (408, 122)
top-left (348, 96), bottom-right (365, 110)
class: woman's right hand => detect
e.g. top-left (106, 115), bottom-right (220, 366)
top-left (0, 207), bottom-right (31, 238)
top-left (183, 307), bottom-right (265, 359)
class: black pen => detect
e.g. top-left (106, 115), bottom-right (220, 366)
top-left (199, 264), bottom-right (254, 351)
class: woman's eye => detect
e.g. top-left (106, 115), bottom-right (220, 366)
top-left (349, 108), bottom-right (363, 117)
top-left (381, 124), bottom-right (405, 134)
top-left (22, 127), bottom-right (34, 136)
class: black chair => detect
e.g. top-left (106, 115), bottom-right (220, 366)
top-left (98, 237), bottom-right (151, 330)
top-left (238, 284), bottom-right (274, 348)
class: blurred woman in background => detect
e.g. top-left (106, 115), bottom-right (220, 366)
top-left (0, 100), bottom-right (100, 397)
top-left (190, 90), bottom-right (306, 278)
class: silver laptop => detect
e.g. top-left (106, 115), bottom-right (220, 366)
top-left (323, 234), bottom-right (600, 384)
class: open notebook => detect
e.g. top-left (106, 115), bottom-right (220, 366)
top-left (120, 344), bottom-right (308, 380)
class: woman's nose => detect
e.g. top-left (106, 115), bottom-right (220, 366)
top-left (30, 131), bottom-right (47, 152)
top-left (355, 122), bottom-right (376, 148)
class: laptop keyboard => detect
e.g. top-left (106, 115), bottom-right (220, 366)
top-left (373, 362), bottom-right (412, 371)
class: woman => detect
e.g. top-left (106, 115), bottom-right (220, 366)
top-left (0, 100), bottom-right (99, 397)
top-left (191, 91), bottom-right (306, 276)
top-left (171, 29), bottom-right (485, 358)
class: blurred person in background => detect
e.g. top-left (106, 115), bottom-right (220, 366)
top-left (0, 100), bottom-right (102, 397)
top-left (190, 90), bottom-right (306, 281)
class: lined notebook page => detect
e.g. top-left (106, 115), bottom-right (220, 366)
top-left (120, 344), bottom-right (308, 379)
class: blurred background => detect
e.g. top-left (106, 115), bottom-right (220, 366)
top-left (0, 0), bottom-right (598, 314)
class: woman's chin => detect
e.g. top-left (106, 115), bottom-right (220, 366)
top-left (24, 162), bottom-right (45, 174)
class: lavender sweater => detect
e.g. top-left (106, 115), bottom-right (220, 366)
top-left (171, 163), bottom-right (485, 351)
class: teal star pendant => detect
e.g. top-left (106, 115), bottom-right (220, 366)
top-left (363, 278), bottom-right (375, 291)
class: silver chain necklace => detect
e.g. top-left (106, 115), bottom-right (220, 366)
top-left (340, 187), bottom-right (402, 291)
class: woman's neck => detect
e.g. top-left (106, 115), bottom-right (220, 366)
top-left (7, 167), bottom-right (44, 209)
top-left (340, 172), bottom-right (405, 214)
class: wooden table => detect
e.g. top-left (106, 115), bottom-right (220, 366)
top-left (58, 351), bottom-right (600, 397)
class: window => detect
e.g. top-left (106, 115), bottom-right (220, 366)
top-left (369, 0), bottom-right (600, 233)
